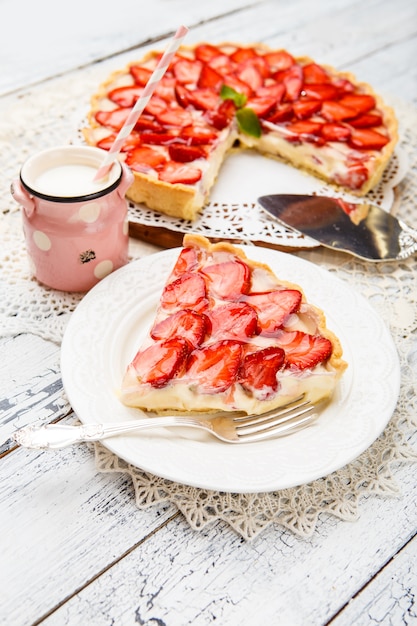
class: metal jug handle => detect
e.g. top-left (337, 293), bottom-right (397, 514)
top-left (11, 179), bottom-right (36, 218)
top-left (117, 162), bottom-right (134, 199)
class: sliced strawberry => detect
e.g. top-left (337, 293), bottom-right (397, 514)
top-left (144, 96), bottom-right (169, 117)
top-left (275, 65), bottom-right (303, 102)
top-left (236, 64), bottom-right (263, 92)
top-left (266, 103), bottom-right (293, 124)
top-left (205, 99), bottom-right (237, 130)
top-left (130, 65), bottom-right (153, 86)
top-left (198, 64), bottom-right (223, 90)
top-left (348, 128), bottom-right (389, 150)
top-left (349, 112), bottom-right (383, 128)
top-left (132, 337), bottom-right (189, 388)
top-left (338, 94), bottom-right (376, 115)
top-left (169, 246), bottom-right (199, 279)
top-left (333, 78), bottom-right (355, 93)
top-left (168, 144), bottom-right (207, 163)
top-left (125, 147), bottom-right (167, 171)
top-left (264, 50), bottom-right (295, 72)
top-left (141, 132), bottom-right (179, 145)
top-left (158, 162), bottom-right (202, 185)
top-left (173, 58), bottom-right (203, 85)
top-left (239, 347), bottom-right (285, 399)
top-left (293, 99), bottom-right (322, 119)
top-left (256, 83), bottom-right (285, 102)
top-left (195, 44), bottom-right (222, 63)
top-left (285, 120), bottom-right (323, 143)
top-left (209, 302), bottom-right (258, 341)
top-left (245, 96), bottom-right (277, 117)
top-left (208, 53), bottom-right (235, 76)
top-left (275, 330), bottom-right (332, 370)
top-left (151, 309), bottom-right (208, 347)
top-left (334, 162), bottom-right (368, 190)
top-left (161, 272), bottom-right (208, 312)
top-left (321, 100), bottom-right (357, 122)
top-left (320, 122), bottom-right (351, 142)
top-left (134, 117), bottom-right (165, 132)
top-left (156, 108), bottom-right (194, 127)
top-left (243, 290), bottom-right (302, 335)
top-left (201, 259), bottom-right (251, 300)
top-left (97, 132), bottom-right (141, 152)
top-left (95, 108), bottom-right (131, 131)
top-left (230, 47), bottom-right (258, 63)
top-left (180, 125), bottom-right (219, 145)
top-left (174, 84), bottom-right (191, 108)
top-left (242, 55), bottom-right (270, 79)
top-left (185, 340), bottom-right (242, 393)
top-left (154, 76), bottom-right (176, 102)
top-left (303, 83), bottom-right (339, 100)
top-left (222, 76), bottom-right (253, 98)
top-left (187, 88), bottom-right (221, 111)
top-left (108, 85), bottom-right (143, 108)
top-left (302, 63), bottom-right (330, 84)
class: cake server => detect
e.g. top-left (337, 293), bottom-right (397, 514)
top-left (258, 194), bottom-right (417, 261)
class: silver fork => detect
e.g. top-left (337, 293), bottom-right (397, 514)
top-left (11, 397), bottom-right (318, 449)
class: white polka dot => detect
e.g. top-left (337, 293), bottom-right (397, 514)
top-left (94, 259), bottom-right (113, 279)
top-left (33, 230), bottom-right (51, 251)
top-left (78, 202), bottom-right (101, 223)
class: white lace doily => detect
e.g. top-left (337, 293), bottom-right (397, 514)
top-left (1, 66), bottom-right (417, 539)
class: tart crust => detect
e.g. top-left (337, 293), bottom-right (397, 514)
top-left (84, 44), bottom-right (398, 221)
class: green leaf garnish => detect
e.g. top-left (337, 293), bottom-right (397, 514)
top-left (220, 84), bottom-right (247, 108)
top-left (236, 107), bottom-right (262, 138)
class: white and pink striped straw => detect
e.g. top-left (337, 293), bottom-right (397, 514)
top-left (94, 24), bottom-right (189, 181)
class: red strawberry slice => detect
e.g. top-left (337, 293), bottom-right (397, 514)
top-left (243, 290), bottom-right (302, 335)
top-left (180, 125), bottom-right (219, 145)
top-left (321, 100), bottom-right (357, 122)
top-left (245, 96), bottom-right (277, 117)
top-left (125, 147), bottom-right (167, 171)
top-left (132, 337), bottom-right (189, 388)
top-left (222, 76), bottom-right (253, 98)
top-left (266, 103), bottom-right (293, 124)
top-left (285, 121), bottom-right (324, 143)
top-left (173, 58), bottom-right (203, 85)
top-left (174, 84), bottom-right (191, 108)
top-left (320, 123), bottom-right (351, 142)
top-left (201, 259), bottom-right (251, 300)
top-left (209, 302), bottom-right (258, 341)
top-left (151, 309), bottom-right (208, 348)
top-left (239, 347), bottom-right (285, 399)
top-left (338, 94), bottom-right (376, 115)
top-left (208, 54), bottom-right (235, 76)
top-left (303, 83), bottom-right (339, 100)
top-left (230, 47), bottom-right (258, 63)
top-left (187, 88), bottom-right (221, 111)
top-left (293, 99), bottom-right (322, 119)
top-left (348, 128), bottom-right (389, 150)
top-left (185, 340), bottom-right (242, 393)
top-left (95, 108), bottom-right (131, 131)
top-left (349, 112), bottom-right (383, 128)
top-left (236, 64), bottom-right (263, 92)
top-left (264, 50), bottom-right (295, 72)
top-left (275, 65), bottom-right (303, 102)
top-left (130, 65), bottom-right (153, 86)
top-left (168, 144), bottom-right (207, 163)
top-left (256, 83), bottom-right (285, 102)
top-left (332, 78), bottom-right (355, 93)
top-left (156, 108), bottom-right (194, 127)
top-left (141, 132), bottom-right (179, 145)
top-left (205, 99), bottom-right (237, 130)
top-left (134, 117), bottom-right (165, 132)
top-left (275, 330), bottom-right (332, 370)
top-left (144, 96), bottom-right (169, 117)
top-left (195, 44), bottom-right (222, 63)
top-left (302, 63), bottom-right (330, 84)
top-left (169, 247), bottom-right (199, 279)
top-left (154, 76), bottom-right (176, 102)
top-left (97, 132), bottom-right (141, 152)
top-left (198, 64), bottom-right (223, 90)
top-left (334, 162), bottom-right (368, 190)
top-left (161, 272), bottom-right (208, 313)
top-left (108, 86), bottom-right (143, 108)
top-left (158, 162), bottom-right (202, 185)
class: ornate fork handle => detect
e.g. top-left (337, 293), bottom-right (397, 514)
top-left (397, 219), bottom-right (417, 259)
top-left (12, 417), bottom-right (207, 450)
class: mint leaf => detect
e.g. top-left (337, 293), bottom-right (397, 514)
top-left (220, 84), bottom-right (247, 108)
top-left (236, 107), bottom-right (262, 138)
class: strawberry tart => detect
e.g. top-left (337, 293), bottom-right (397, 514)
top-left (84, 43), bottom-right (398, 221)
top-left (120, 234), bottom-right (347, 415)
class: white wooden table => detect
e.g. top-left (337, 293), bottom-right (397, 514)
top-left (1, 1), bottom-right (416, 624)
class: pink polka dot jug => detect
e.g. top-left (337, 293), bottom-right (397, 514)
top-left (11, 145), bottom-right (134, 292)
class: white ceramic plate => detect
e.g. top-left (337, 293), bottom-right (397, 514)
top-left (61, 247), bottom-right (400, 493)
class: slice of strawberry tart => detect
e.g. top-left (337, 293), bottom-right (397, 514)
top-left (120, 235), bottom-right (347, 415)
top-left (84, 42), bottom-right (398, 221)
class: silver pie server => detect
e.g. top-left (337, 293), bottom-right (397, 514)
top-left (258, 194), bottom-right (417, 262)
